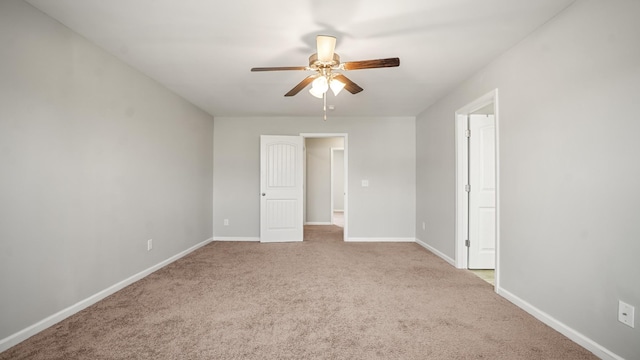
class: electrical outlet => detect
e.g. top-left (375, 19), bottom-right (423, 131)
top-left (618, 300), bottom-right (635, 328)
top-left (224, 219), bottom-right (229, 226)
top-left (147, 239), bottom-right (153, 251)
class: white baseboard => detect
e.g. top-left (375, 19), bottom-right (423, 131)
top-left (0, 237), bottom-right (214, 353)
top-left (415, 238), bottom-right (456, 266)
top-left (304, 222), bottom-right (332, 225)
top-left (497, 288), bottom-right (623, 360)
top-left (346, 237), bottom-right (416, 243)
top-left (213, 237), bottom-right (260, 242)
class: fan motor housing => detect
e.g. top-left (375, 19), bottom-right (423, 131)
top-left (309, 53), bottom-right (340, 69)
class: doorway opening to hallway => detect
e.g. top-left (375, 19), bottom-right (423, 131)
top-left (455, 90), bottom-right (500, 290)
top-left (302, 133), bottom-right (348, 241)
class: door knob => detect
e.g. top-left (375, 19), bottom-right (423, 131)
top-left (262, 193), bottom-right (266, 196)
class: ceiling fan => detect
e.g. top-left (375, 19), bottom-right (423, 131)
top-left (251, 35), bottom-right (400, 99)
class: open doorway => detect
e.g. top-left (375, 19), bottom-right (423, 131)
top-left (455, 90), bottom-right (500, 290)
top-left (302, 133), bottom-right (348, 241)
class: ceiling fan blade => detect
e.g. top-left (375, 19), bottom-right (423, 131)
top-left (285, 75), bottom-right (318, 97)
top-left (251, 66), bottom-right (307, 72)
top-left (342, 57), bottom-right (400, 70)
top-left (332, 74), bottom-right (363, 94)
top-left (316, 35), bottom-right (336, 63)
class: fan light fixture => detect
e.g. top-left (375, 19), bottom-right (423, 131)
top-left (250, 34), bottom-right (400, 121)
top-left (330, 77), bottom-right (345, 95)
top-left (310, 76), bottom-right (328, 96)
top-left (309, 75), bottom-right (345, 98)
top-left (309, 73), bottom-right (346, 120)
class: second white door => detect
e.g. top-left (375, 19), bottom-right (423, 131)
top-left (468, 114), bottom-right (496, 269)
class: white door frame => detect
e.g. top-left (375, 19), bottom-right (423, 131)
top-left (455, 89), bottom-right (500, 289)
top-left (301, 133), bottom-right (348, 241)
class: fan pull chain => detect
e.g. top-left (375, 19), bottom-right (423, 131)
top-left (323, 92), bottom-right (327, 121)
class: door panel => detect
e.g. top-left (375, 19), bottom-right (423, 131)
top-left (260, 135), bottom-right (303, 242)
top-left (468, 115), bottom-right (496, 269)
top-left (478, 208), bottom-right (496, 252)
top-left (265, 199), bottom-right (297, 229)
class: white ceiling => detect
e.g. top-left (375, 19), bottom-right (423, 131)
top-left (25, 0), bottom-right (575, 118)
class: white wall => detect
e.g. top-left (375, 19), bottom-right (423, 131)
top-left (213, 116), bottom-right (415, 241)
top-left (0, 0), bottom-right (214, 345)
top-left (416, 0), bottom-right (640, 358)
top-left (305, 137), bottom-right (344, 224)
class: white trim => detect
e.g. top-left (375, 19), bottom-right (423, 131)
top-left (213, 237), bottom-right (260, 242)
top-left (303, 139), bottom-right (307, 226)
top-left (454, 89), bottom-right (501, 291)
top-left (260, 239), bottom-right (302, 243)
top-left (299, 133), bottom-right (345, 138)
top-left (346, 237), bottom-right (416, 243)
top-left (494, 93), bottom-right (501, 291)
top-left (498, 288), bottom-right (623, 360)
top-left (304, 222), bottom-right (332, 225)
top-left (455, 113), bottom-right (469, 269)
top-left (415, 238), bottom-right (456, 266)
top-left (343, 136), bottom-right (348, 242)
top-left (0, 237), bottom-right (214, 353)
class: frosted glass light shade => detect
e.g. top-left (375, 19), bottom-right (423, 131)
top-left (330, 79), bottom-right (345, 96)
top-left (309, 87), bottom-right (325, 98)
top-left (311, 76), bottom-right (328, 93)
top-left (317, 35), bottom-right (337, 63)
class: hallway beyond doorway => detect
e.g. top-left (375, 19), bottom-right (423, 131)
top-left (333, 211), bottom-right (344, 228)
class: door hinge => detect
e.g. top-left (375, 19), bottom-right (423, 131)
top-left (465, 184), bottom-right (470, 192)
top-left (465, 129), bottom-right (471, 138)
top-left (465, 239), bottom-right (470, 247)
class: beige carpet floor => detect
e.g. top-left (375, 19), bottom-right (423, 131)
top-left (1, 225), bottom-right (596, 359)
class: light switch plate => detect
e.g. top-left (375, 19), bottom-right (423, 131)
top-left (361, 180), bottom-right (369, 187)
top-left (618, 300), bottom-right (635, 328)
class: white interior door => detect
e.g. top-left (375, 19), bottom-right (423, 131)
top-left (468, 114), bottom-right (496, 269)
top-left (260, 135), bottom-right (304, 242)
